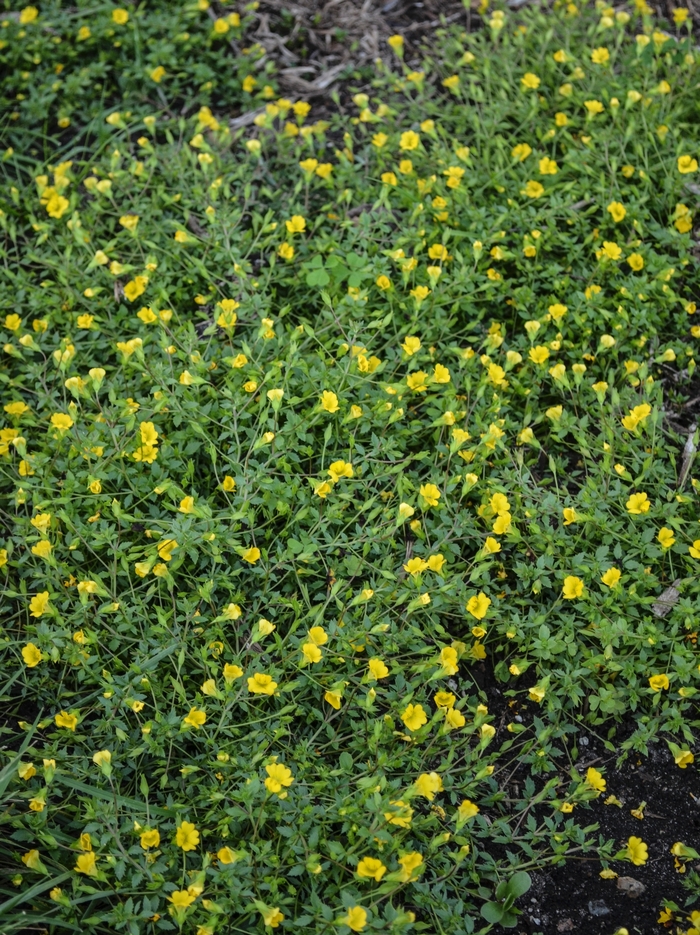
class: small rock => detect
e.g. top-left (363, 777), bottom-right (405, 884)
top-left (652, 579), bottom-right (681, 618)
top-left (580, 736), bottom-right (589, 745)
top-left (588, 899), bottom-right (610, 917)
top-left (617, 876), bottom-right (646, 898)
top-left (557, 920), bottom-right (574, 932)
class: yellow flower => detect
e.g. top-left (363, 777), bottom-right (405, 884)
top-left (368, 658), bottom-right (389, 679)
top-left (678, 155), bottom-right (698, 174)
top-left (248, 672), bottom-right (277, 695)
top-left (420, 483), bottom-right (440, 507)
top-left (649, 674), bottom-right (669, 691)
top-left (217, 846), bottom-right (238, 864)
top-left (484, 536), bottom-right (501, 554)
top-left (112, 9), bottom-right (129, 24)
top-left (493, 509), bottom-right (511, 530)
top-left (401, 335), bottom-right (421, 356)
top-left (223, 663), bottom-right (243, 683)
top-left (301, 642), bottom-right (322, 664)
top-left (261, 907), bottom-right (284, 928)
top-left (299, 157), bottom-right (319, 175)
top-left (600, 241), bottom-right (621, 261)
top-left (18, 762), bottom-right (36, 780)
top-left (21, 849), bottom-right (45, 872)
top-left (626, 836), bottom-right (648, 865)
top-left (5, 400), bottom-right (29, 416)
top-left (562, 576), bottom-right (584, 599)
top-left (176, 821), bottom-right (200, 851)
top-left (265, 762), bottom-right (294, 795)
top-left (529, 345), bottom-right (550, 364)
top-left (306, 626), bottom-right (327, 646)
top-left (445, 708), bottom-right (466, 729)
top-left (119, 214), bottom-right (139, 231)
top-left (584, 99), bottom-right (604, 115)
top-left (467, 592), bottom-right (491, 619)
top-left (457, 799), bottom-right (480, 821)
top-left (433, 364), bottom-right (450, 383)
top-left (400, 130), bottom-right (420, 151)
top-left (320, 390), bottom-right (339, 413)
top-left (414, 771), bottom-right (443, 800)
top-left (397, 851), bottom-right (424, 881)
top-left (689, 540), bottom-right (700, 559)
top-left (521, 72), bottom-right (541, 89)
top-left (673, 748), bottom-right (694, 768)
top-left (529, 684), bottom-right (546, 703)
top-left (19, 6), bottom-right (39, 24)
top-left (607, 201), bottom-right (626, 222)
top-left (562, 507), bottom-right (577, 525)
top-left (124, 275), bottom-right (148, 301)
top-left (410, 285), bottom-right (430, 305)
top-left (627, 253), bottom-right (644, 271)
top-left (285, 215), bottom-right (306, 234)
top-left (434, 691), bottom-right (455, 708)
top-left (55, 711), bottom-right (78, 730)
top-left (183, 707), bottom-right (206, 729)
top-left (169, 890), bottom-right (195, 910)
top-left (601, 567), bottom-right (621, 588)
top-left (75, 852), bottom-right (98, 876)
top-left (383, 800), bottom-right (413, 827)
top-left (387, 33), bottom-right (404, 51)
top-left (440, 646), bottom-right (459, 674)
top-left (591, 46), bottom-right (610, 64)
top-left (242, 546), bottom-right (261, 564)
top-left (324, 689), bottom-right (342, 709)
top-left (29, 591), bottom-right (50, 617)
top-left (157, 538), bottom-right (178, 562)
top-left (657, 527), bottom-right (675, 549)
top-left (22, 643), bottom-right (42, 667)
top-left (626, 492), bottom-right (650, 514)
top-left (511, 143), bottom-right (532, 161)
top-left (341, 906), bottom-right (368, 932)
top-left (356, 856), bottom-right (387, 881)
top-left (376, 275), bottom-right (391, 290)
top-left (407, 371), bottom-right (428, 391)
top-left (140, 828), bottom-right (160, 849)
top-left (404, 557), bottom-right (428, 576)
top-left (51, 412), bottom-right (73, 431)
top-left (621, 403), bottom-right (652, 430)
top-left (401, 703), bottom-right (427, 731)
top-left (539, 157), bottom-right (558, 175)
top-left (45, 193), bottom-right (69, 218)
top-left (523, 180), bottom-right (544, 198)
top-left (179, 496), bottom-right (195, 514)
top-left (328, 460), bottom-right (353, 482)
top-left (586, 767), bottom-right (606, 793)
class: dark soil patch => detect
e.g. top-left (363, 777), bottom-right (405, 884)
top-left (468, 661), bottom-right (700, 934)
top-left (525, 744), bottom-right (700, 935)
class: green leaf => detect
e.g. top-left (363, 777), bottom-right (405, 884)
top-left (506, 871), bottom-right (532, 898)
top-left (480, 902), bottom-right (505, 924)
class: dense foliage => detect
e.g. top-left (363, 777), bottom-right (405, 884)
top-left (1, 1), bottom-right (699, 933)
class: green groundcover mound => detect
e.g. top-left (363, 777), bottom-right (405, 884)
top-left (1, 1), bottom-right (699, 933)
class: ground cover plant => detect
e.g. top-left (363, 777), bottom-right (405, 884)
top-left (1, 1), bottom-right (700, 933)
